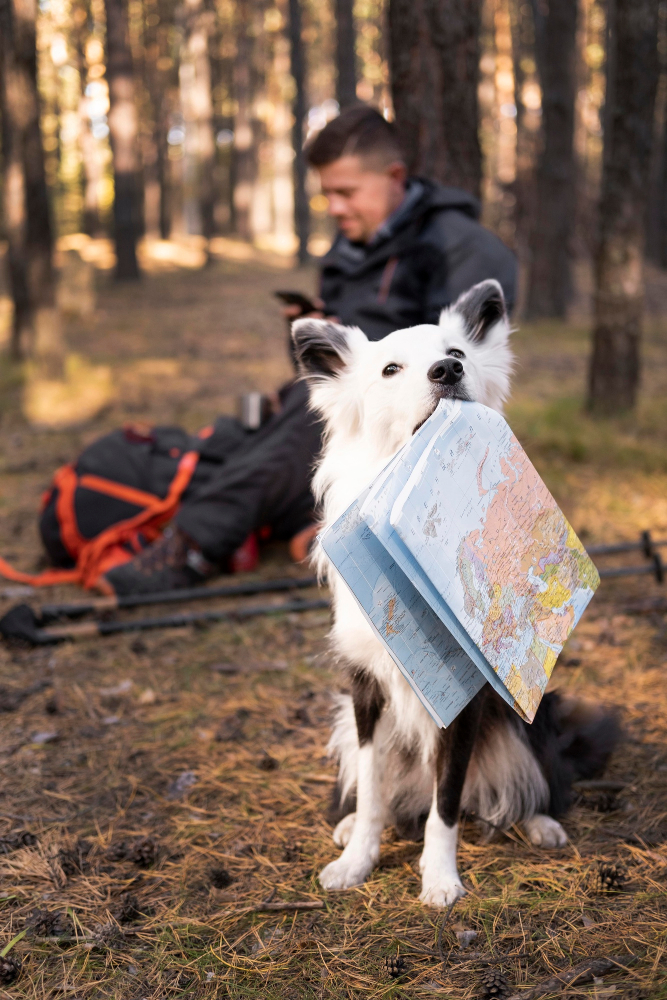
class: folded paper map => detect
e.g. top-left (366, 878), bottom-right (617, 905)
top-left (321, 400), bottom-right (599, 728)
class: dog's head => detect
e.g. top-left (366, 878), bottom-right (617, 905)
top-left (292, 280), bottom-right (514, 458)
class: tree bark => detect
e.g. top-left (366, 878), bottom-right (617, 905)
top-left (181, 0), bottom-right (216, 244)
top-left (0, 0), bottom-right (57, 359)
top-left (288, 0), bottom-right (309, 264)
top-left (104, 0), bottom-right (141, 279)
top-left (525, 0), bottom-right (578, 318)
top-left (388, 0), bottom-right (482, 198)
top-left (335, 0), bottom-right (357, 109)
top-left (72, 0), bottom-right (103, 237)
top-left (232, 0), bottom-right (257, 241)
top-left (649, 116), bottom-right (667, 267)
top-left (587, 0), bottom-right (660, 413)
top-left (508, 0), bottom-right (538, 256)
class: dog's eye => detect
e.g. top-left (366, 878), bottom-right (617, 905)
top-left (448, 348), bottom-right (465, 359)
top-left (382, 363), bottom-right (402, 377)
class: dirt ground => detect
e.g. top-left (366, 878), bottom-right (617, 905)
top-left (0, 242), bottom-right (666, 999)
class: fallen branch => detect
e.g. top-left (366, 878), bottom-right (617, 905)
top-left (506, 955), bottom-right (637, 1000)
top-left (252, 900), bottom-right (324, 913)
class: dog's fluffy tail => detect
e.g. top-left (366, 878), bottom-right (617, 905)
top-left (325, 688), bottom-right (622, 837)
top-left (524, 691), bottom-right (622, 818)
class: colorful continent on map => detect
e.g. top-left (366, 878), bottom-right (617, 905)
top-left (456, 433), bottom-right (599, 721)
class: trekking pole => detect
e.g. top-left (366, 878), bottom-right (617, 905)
top-left (0, 596), bottom-right (331, 646)
top-left (31, 575), bottom-right (319, 623)
top-left (587, 529), bottom-right (667, 557)
top-left (592, 529), bottom-right (665, 584)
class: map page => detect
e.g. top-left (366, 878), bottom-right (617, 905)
top-left (390, 401), bottom-right (599, 722)
top-left (320, 421), bottom-right (485, 729)
top-left (360, 401), bottom-right (528, 720)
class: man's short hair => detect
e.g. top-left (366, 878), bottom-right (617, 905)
top-left (306, 105), bottom-right (405, 170)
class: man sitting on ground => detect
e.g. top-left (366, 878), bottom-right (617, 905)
top-left (102, 105), bottom-right (517, 596)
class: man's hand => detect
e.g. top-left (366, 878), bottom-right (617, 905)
top-left (281, 297), bottom-right (326, 321)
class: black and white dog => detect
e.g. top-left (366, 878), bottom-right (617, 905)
top-left (292, 280), bottom-right (619, 908)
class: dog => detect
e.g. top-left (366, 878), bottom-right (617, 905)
top-left (291, 279), bottom-right (620, 908)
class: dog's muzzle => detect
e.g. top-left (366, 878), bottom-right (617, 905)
top-left (427, 358), bottom-right (464, 386)
top-left (413, 359), bottom-right (469, 434)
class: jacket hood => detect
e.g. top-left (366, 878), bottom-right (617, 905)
top-left (320, 177), bottom-right (481, 274)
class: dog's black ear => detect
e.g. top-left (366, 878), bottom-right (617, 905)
top-left (291, 319), bottom-right (352, 378)
top-left (452, 280), bottom-right (507, 343)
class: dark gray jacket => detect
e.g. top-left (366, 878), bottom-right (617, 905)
top-left (319, 178), bottom-right (517, 341)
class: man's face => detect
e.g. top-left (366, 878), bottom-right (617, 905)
top-left (317, 155), bottom-right (408, 244)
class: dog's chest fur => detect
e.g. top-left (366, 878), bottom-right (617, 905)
top-left (315, 431), bottom-right (441, 758)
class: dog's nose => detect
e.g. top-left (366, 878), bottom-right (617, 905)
top-left (427, 358), bottom-right (464, 385)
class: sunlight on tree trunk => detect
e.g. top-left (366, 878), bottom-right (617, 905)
top-left (587, 0), bottom-right (660, 414)
top-left (181, 0), bottom-right (216, 251)
top-left (0, 0), bottom-right (60, 361)
top-left (72, 0), bottom-right (103, 236)
top-left (104, 0), bottom-right (140, 279)
top-left (388, 0), bottom-right (482, 198)
top-left (335, 0), bottom-right (357, 109)
top-left (526, 0), bottom-right (577, 319)
top-left (288, 0), bottom-right (308, 265)
top-left (232, 0), bottom-right (256, 242)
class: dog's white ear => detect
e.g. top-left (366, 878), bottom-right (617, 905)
top-left (291, 319), bottom-right (353, 379)
top-left (447, 279), bottom-right (508, 343)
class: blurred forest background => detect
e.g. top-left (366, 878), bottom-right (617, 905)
top-left (0, 0), bottom-right (666, 423)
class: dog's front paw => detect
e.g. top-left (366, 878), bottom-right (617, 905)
top-left (524, 814), bottom-right (568, 847)
top-left (419, 869), bottom-right (466, 908)
top-left (333, 813), bottom-right (356, 847)
top-left (319, 853), bottom-right (374, 890)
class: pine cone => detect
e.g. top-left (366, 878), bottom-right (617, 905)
top-left (58, 838), bottom-right (91, 876)
top-left (208, 865), bottom-right (233, 889)
top-left (383, 955), bottom-right (406, 979)
top-left (113, 892), bottom-right (141, 924)
top-left (28, 908), bottom-right (72, 938)
top-left (282, 843), bottom-right (302, 863)
top-left (595, 862), bottom-right (627, 893)
top-left (0, 955), bottom-right (21, 985)
top-left (106, 840), bottom-right (129, 862)
top-left (128, 836), bottom-right (158, 868)
top-left (479, 968), bottom-right (510, 999)
top-left (0, 830), bottom-right (37, 855)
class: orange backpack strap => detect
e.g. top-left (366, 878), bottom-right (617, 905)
top-left (75, 450), bottom-right (200, 589)
top-left (0, 558), bottom-right (81, 588)
top-left (0, 450), bottom-right (200, 590)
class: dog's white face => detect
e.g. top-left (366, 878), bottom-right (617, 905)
top-left (292, 280), bottom-right (514, 461)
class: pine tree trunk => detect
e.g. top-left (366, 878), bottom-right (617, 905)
top-left (587, 0), bottom-right (660, 413)
top-left (156, 112), bottom-right (171, 240)
top-left (143, 0), bottom-right (178, 242)
top-left (526, 0), bottom-right (578, 318)
top-left (388, 0), bottom-right (482, 198)
top-left (232, 0), bottom-right (256, 241)
top-left (653, 119), bottom-right (667, 267)
top-left (335, 0), bottom-right (357, 109)
top-left (72, 0), bottom-right (103, 236)
top-left (508, 0), bottom-right (538, 257)
top-left (288, 0), bottom-right (309, 264)
top-left (182, 0), bottom-right (216, 245)
top-left (0, 0), bottom-right (57, 359)
top-left (104, 0), bottom-right (140, 279)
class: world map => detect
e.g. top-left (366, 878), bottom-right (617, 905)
top-left (322, 400), bottom-right (599, 727)
top-left (389, 401), bottom-right (599, 722)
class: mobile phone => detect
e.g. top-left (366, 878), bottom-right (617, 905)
top-left (274, 290), bottom-right (317, 314)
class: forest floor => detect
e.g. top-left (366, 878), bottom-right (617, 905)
top-left (0, 239), bottom-right (666, 999)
